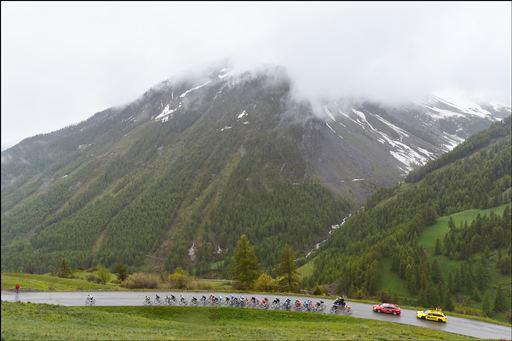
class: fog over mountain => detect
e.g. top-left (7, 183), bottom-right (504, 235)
top-left (2, 2), bottom-right (510, 147)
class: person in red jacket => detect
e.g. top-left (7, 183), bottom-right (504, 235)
top-left (15, 283), bottom-right (20, 293)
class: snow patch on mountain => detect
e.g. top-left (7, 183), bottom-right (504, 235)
top-left (374, 114), bottom-right (409, 138)
top-left (352, 109), bottom-right (377, 131)
top-left (218, 68), bottom-right (233, 79)
top-left (442, 132), bottom-right (465, 151)
top-left (237, 110), bottom-right (248, 119)
top-left (324, 107), bottom-right (336, 122)
top-left (325, 122), bottom-right (343, 140)
top-left (155, 104), bottom-right (176, 122)
top-left (180, 80), bottom-right (211, 98)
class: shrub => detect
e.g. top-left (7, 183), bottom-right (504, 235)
top-left (254, 273), bottom-right (277, 292)
top-left (114, 264), bottom-right (129, 282)
top-left (379, 289), bottom-right (392, 303)
top-left (168, 267), bottom-right (190, 289)
top-left (195, 282), bottom-right (213, 291)
top-left (313, 285), bottom-right (325, 296)
top-left (96, 265), bottom-right (111, 284)
top-left (454, 305), bottom-right (484, 316)
top-left (86, 274), bottom-right (101, 283)
top-left (122, 273), bottom-right (160, 289)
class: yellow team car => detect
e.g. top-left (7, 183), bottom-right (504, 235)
top-left (416, 309), bottom-right (447, 323)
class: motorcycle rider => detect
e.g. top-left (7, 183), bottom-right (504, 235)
top-left (334, 296), bottom-right (346, 307)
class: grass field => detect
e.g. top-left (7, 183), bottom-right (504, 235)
top-left (377, 258), bottom-right (411, 297)
top-left (1, 272), bottom-right (121, 292)
top-left (1, 272), bottom-right (235, 293)
top-left (194, 278), bottom-right (235, 291)
top-left (297, 259), bottom-right (315, 278)
top-left (1, 302), bottom-right (471, 340)
top-left (419, 204), bottom-right (510, 253)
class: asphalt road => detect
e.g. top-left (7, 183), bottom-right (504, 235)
top-left (2, 291), bottom-right (510, 339)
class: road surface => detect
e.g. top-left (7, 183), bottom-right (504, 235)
top-left (1, 290), bottom-right (510, 339)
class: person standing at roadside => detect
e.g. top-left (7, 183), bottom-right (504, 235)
top-left (15, 283), bottom-right (20, 294)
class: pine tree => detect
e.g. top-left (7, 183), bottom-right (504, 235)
top-left (454, 267), bottom-right (462, 293)
top-left (497, 253), bottom-right (512, 275)
top-left (431, 260), bottom-right (442, 284)
top-left (57, 259), bottom-right (72, 278)
top-left (482, 292), bottom-right (494, 317)
top-left (494, 287), bottom-right (506, 312)
top-left (434, 239), bottom-right (442, 255)
top-left (114, 263), bottom-right (129, 281)
top-left (232, 234), bottom-right (260, 290)
top-left (447, 272), bottom-right (455, 293)
top-left (277, 245), bottom-right (301, 292)
top-left (448, 217), bottom-right (456, 230)
top-left (475, 258), bottom-right (490, 291)
top-left (443, 289), bottom-right (455, 311)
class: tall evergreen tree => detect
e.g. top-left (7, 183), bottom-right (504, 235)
top-left (114, 263), bottom-right (129, 281)
top-left (447, 272), bottom-right (455, 293)
top-left (448, 217), bottom-right (456, 230)
top-left (443, 288), bottom-right (454, 311)
top-left (434, 239), bottom-right (442, 255)
top-left (431, 259), bottom-right (442, 284)
top-left (57, 259), bottom-right (72, 278)
top-left (482, 292), bottom-right (494, 317)
top-left (494, 287), bottom-right (506, 313)
top-left (277, 245), bottom-right (301, 292)
top-left (232, 234), bottom-right (260, 290)
top-left (475, 258), bottom-right (490, 291)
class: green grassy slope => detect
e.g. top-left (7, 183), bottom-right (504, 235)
top-left (1, 272), bottom-right (120, 292)
top-left (1, 302), bottom-right (471, 340)
top-left (418, 204), bottom-right (510, 253)
top-left (1, 272), bottom-right (238, 293)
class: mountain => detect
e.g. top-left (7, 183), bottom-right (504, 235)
top-left (1, 65), bottom-right (508, 274)
top-left (306, 117), bottom-right (511, 317)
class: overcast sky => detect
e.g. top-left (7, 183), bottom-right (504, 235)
top-left (2, 1), bottom-right (511, 148)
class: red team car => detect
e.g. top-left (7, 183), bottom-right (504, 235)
top-left (372, 303), bottom-right (401, 315)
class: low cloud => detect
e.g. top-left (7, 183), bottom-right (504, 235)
top-left (2, 2), bottom-right (510, 145)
